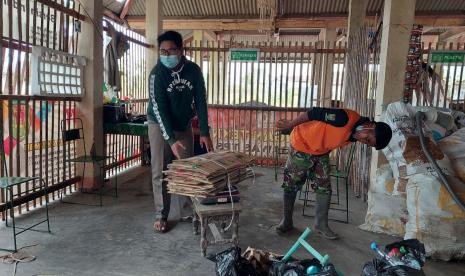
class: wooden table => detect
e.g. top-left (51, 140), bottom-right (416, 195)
top-left (192, 198), bottom-right (241, 257)
top-left (103, 122), bottom-right (149, 165)
top-left (103, 122), bottom-right (148, 136)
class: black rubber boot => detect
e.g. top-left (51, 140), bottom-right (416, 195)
top-left (315, 191), bottom-right (339, 240)
top-left (276, 190), bottom-right (298, 234)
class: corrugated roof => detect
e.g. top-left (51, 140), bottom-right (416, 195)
top-left (282, 0), bottom-right (348, 15)
top-left (163, 0), bottom-right (259, 17)
top-left (104, 0), bottom-right (465, 18)
top-left (128, 0), bottom-right (146, 16)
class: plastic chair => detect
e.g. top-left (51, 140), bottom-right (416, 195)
top-left (60, 118), bottom-right (117, 206)
top-left (0, 136), bottom-right (50, 252)
top-left (301, 143), bottom-right (356, 223)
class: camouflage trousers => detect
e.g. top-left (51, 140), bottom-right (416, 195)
top-left (282, 147), bottom-right (331, 194)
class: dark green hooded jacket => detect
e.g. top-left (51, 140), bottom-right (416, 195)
top-left (147, 57), bottom-right (209, 145)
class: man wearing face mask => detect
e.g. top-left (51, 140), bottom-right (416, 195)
top-left (275, 107), bottom-right (392, 239)
top-left (147, 31), bottom-right (213, 233)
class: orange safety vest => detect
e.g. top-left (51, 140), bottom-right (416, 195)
top-left (290, 109), bottom-right (360, 155)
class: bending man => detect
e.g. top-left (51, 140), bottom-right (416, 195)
top-left (275, 107), bottom-right (392, 239)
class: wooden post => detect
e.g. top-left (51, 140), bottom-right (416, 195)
top-left (146, 0), bottom-right (163, 71)
top-left (370, 0), bottom-right (416, 185)
top-left (76, 0), bottom-right (103, 188)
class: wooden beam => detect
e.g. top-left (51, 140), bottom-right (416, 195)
top-left (126, 13), bottom-right (465, 31)
top-left (415, 17), bottom-right (465, 27)
top-left (102, 26), bottom-right (154, 48)
top-left (216, 30), bottom-right (321, 36)
top-left (276, 18), bottom-right (348, 29)
top-left (182, 31), bottom-right (194, 45)
top-left (203, 31), bottom-right (217, 41)
top-left (120, 0), bottom-right (135, 19)
top-left (126, 15), bottom-right (145, 30)
top-left (37, 0), bottom-right (86, 21)
top-left (439, 27), bottom-right (465, 42)
top-left (104, 8), bottom-right (127, 26)
top-left (165, 19), bottom-right (272, 31)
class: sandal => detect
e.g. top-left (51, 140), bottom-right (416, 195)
top-left (153, 218), bottom-right (168, 233)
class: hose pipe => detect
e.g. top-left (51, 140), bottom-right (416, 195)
top-left (415, 111), bottom-right (465, 212)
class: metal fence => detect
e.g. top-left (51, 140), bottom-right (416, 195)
top-left (1, 0), bottom-right (82, 219)
top-left (416, 42), bottom-right (465, 111)
top-left (185, 40), bottom-right (347, 166)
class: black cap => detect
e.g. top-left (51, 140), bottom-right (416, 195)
top-left (374, 122), bottom-right (392, 150)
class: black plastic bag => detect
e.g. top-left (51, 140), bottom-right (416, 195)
top-left (361, 259), bottom-right (425, 276)
top-left (269, 258), bottom-right (338, 276)
top-left (269, 259), bottom-right (306, 276)
top-left (361, 239), bottom-right (426, 276)
top-left (209, 247), bottom-right (258, 276)
top-left (384, 239), bottom-right (426, 268)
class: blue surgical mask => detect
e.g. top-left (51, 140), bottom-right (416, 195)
top-left (160, 55), bottom-right (179, 69)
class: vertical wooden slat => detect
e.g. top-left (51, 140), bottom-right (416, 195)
top-left (7, 0), bottom-right (13, 95)
top-left (248, 41), bottom-right (254, 157)
top-left (449, 43), bottom-right (460, 109)
top-left (442, 43), bottom-right (453, 108)
top-left (335, 42), bottom-right (341, 105)
top-left (39, 100), bottom-right (44, 206)
top-left (216, 42), bottom-right (221, 150)
top-left (310, 44), bottom-right (317, 108)
top-left (226, 42), bottom-right (232, 152)
top-left (266, 42), bottom-right (273, 164)
top-left (340, 42), bottom-right (347, 106)
top-left (220, 41), bottom-right (226, 151)
top-left (237, 42), bottom-right (243, 153)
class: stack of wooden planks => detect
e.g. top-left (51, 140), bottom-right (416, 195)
top-left (164, 151), bottom-right (254, 197)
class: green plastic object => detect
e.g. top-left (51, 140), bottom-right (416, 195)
top-left (282, 228), bottom-right (330, 266)
top-left (102, 82), bottom-right (108, 92)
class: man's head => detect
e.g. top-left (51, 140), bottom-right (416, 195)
top-left (157, 31), bottom-right (183, 69)
top-left (353, 121), bottom-right (392, 150)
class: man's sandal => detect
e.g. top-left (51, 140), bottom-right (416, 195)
top-left (153, 218), bottom-right (168, 233)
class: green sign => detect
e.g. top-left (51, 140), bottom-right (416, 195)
top-left (230, 48), bottom-right (259, 61)
top-left (430, 51), bottom-right (465, 63)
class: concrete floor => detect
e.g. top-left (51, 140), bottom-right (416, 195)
top-left (1, 166), bottom-right (464, 276)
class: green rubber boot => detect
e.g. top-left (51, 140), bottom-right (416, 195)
top-left (315, 191), bottom-right (339, 240)
top-left (276, 190), bottom-right (298, 234)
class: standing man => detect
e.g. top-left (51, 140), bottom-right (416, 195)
top-left (275, 107), bottom-right (392, 239)
top-left (147, 31), bottom-right (213, 233)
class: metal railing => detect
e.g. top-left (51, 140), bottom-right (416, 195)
top-left (416, 42), bottom-right (465, 111)
top-left (185, 40), bottom-right (347, 165)
top-left (1, 0), bottom-right (82, 219)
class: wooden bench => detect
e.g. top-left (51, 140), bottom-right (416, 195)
top-left (192, 198), bottom-right (241, 257)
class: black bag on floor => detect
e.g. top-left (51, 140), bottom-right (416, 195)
top-left (209, 247), bottom-right (259, 276)
top-left (269, 258), bottom-right (338, 276)
top-left (361, 239), bottom-right (426, 276)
